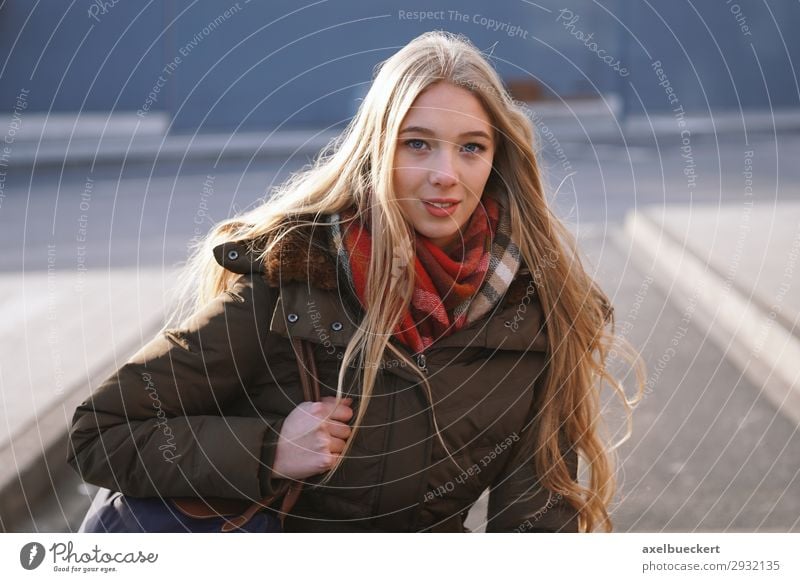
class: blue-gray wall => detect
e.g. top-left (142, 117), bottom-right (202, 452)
top-left (1, 0), bottom-right (798, 132)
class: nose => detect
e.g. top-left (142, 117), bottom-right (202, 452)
top-left (428, 150), bottom-right (458, 188)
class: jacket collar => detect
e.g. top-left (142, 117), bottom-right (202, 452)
top-left (213, 223), bottom-right (546, 361)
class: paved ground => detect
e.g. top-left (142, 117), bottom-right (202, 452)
top-left (2, 129), bottom-right (798, 532)
top-left (465, 222), bottom-right (799, 533)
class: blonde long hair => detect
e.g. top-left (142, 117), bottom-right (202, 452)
top-left (168, 30), bottom-right (645, 532)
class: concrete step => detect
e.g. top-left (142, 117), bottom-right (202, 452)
top-left (624, 203), bottom-right (800, 425)
top-left (0, 267), bottom-right (177, 531)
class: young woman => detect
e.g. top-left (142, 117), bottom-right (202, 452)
top-left (68, 31), bottom-right (644, 533)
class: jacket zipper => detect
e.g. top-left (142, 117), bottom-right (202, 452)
top-left (388, 337), bottom-right (432, 376)
top-left (415, 352), bottom-right (428, 375)
top-left (396, 301), bottom-right (515, 376)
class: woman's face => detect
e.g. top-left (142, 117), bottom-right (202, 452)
top-left (392, 81), bottom-right (496, 249)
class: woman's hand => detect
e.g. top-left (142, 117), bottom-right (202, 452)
top-left (272, 396), bottom-right (354, 481)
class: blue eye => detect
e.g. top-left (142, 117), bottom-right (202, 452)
top-left (401, 138), bottom-right (485, 154)
top-left (404, 138), bottom-right (426, 150)
top-left (463, 143), bottom-right (485, 154)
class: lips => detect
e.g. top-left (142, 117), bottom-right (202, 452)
top-left (422, 199), bottom-right (460, 217)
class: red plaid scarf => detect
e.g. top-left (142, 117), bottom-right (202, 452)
top-left (328, 190), bottom-right (521, 355)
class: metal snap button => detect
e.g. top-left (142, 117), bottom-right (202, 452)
top-left (331, 321), bottom-right (343, 332)
top-left (227, 249), bottom-right (239, 261)
top-left (287, 313), bottom-right (299, 323)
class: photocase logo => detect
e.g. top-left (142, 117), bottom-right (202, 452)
top-left (19, 542), bottom-right (45, 570)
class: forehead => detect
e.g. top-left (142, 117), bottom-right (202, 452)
top-left (402, 82), bottom-right (493, 130)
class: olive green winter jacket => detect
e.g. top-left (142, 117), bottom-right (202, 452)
top-left (67, 215), bottom-right (580, 533)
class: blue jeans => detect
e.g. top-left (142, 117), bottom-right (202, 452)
top-left (79, 487), bottom-right (282, 533)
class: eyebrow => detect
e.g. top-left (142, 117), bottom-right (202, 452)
top-left (398, 125), bottom-right (493, 142)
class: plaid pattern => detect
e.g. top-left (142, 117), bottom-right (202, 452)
top-left (328, 189), bottom-right (521, 355)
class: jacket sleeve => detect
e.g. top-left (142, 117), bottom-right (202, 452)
top-left (485, 428), bottom-right (580, 533)
top-left (66, 272), bottom-right (289, 502)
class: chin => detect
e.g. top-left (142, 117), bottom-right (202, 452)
top-left (424, 229), bottom-right (459, 245)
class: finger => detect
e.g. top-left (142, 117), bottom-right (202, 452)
top-left (320, 395), bottom-right (353, 403)
top-left (308, 399), bottom-right (350, 416)
top-left (328, 437), bottom-right (348, 454)
top-left (324, 402), bottom-right (354, 423)
top-left (325, 421), bottom-right (352, 440)
top-left (315, 400), bottom-right (353, 422)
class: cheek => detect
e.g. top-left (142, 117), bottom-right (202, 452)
top-left (393, 162), bottom-right (426, 193)
top-left (463, 157), bottom-right (493, 188)
top-left (470, 157), bottom-right (493, 183)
